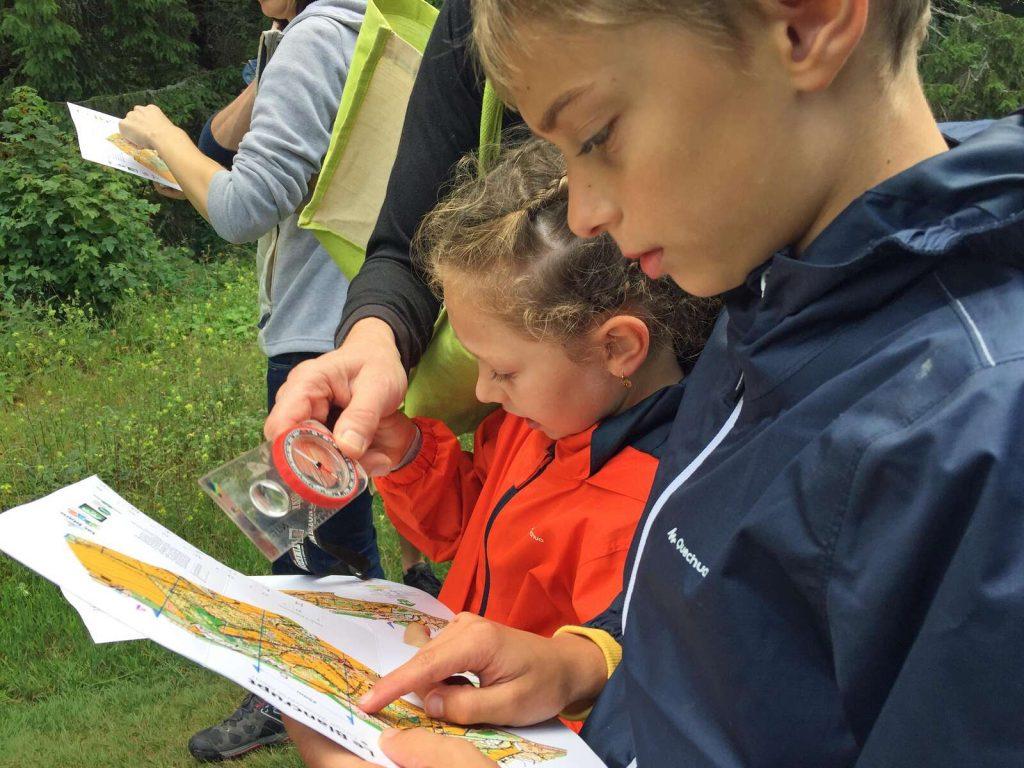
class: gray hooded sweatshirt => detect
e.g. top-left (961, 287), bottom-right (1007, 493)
top-left (206, 0), bottom-right (366, 356)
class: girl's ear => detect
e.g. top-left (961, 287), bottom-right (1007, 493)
top-left (592, 315), bottom-right (651, 378)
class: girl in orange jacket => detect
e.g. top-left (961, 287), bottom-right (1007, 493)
top-left (370, 139), bottom-right (716, 638)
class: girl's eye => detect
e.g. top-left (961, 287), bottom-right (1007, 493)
top-left (490, 370), bottom-right (515, 383)
top-left (577, 118), bottom-right (617, 157)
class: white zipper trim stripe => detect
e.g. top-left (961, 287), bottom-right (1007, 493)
top-left (935, 273), bottom-right (995, 368)
top-left (622, 399), bottom-right (743, 631)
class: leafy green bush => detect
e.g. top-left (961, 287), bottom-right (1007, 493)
top-left (0, 86), bottom-right (186, 311)
top-left (923, 1), bottom-right (1024, 119)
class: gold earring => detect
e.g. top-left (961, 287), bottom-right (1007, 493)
top-left (620, 373), bottom-right (632, 389)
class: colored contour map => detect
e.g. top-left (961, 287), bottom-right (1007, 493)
top-left (67, 536), bottom-right (564, 765)
top-left (281, 590), bottom-right (448, 634)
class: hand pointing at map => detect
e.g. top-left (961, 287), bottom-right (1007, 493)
top-left (119, 104), bottom-right (179, 150)
top-left (358, 614), bottom-right (608, 728)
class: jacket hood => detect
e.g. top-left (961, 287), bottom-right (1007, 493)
top-left (588, 382), bottom-right (684, 475)
top-left (539, 382), bottom-right (684, 484)
top-left (288, 0), bottom-right (365, 32)
top-left (726, 112), bottom-right (1024, 402)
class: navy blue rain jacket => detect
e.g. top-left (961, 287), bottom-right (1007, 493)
top-left (582, 115), bottom-right (1024, 767)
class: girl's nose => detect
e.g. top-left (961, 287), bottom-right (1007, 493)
top-left (475, 371), bottom-right (502, 406)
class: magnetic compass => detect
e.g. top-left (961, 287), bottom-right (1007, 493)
top-left (271, 421), bottom-right (363, 509)
top-left (199, 420), bottom-right (368, 564)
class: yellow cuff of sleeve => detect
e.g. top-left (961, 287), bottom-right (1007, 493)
top-left (552, 625), bottom-right (622, 721)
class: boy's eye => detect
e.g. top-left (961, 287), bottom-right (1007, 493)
top-left (577, 118), bottom-right (617, 157)
top-left (490, 370), bottom-right (515, 383)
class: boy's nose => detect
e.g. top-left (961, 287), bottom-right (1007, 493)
top-left (566, 172), bottom-right (620, 239)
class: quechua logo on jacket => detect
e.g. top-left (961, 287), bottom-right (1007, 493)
top-left (667, 527), bottom-right (709, 578)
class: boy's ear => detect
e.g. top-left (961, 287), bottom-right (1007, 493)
top-left (593, 316), bottom-right (650, 378)
top-left (758, 0), bottom-right (870, 92)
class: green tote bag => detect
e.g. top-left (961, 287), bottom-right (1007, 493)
top-left (300, 0), bottom-right (505, 435)
top-left (299, 0), bottom-right (438, 278)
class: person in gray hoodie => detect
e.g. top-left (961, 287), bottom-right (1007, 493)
top-left (119, 0), bottom-right (381, 759)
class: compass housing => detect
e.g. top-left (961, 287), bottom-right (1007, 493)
top-left (271, 421), bottom-right (364, 509)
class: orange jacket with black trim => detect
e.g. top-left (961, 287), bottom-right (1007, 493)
top-left (375, 383), bottom-right (683, 637)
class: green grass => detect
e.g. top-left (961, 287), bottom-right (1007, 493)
top-left (0, 253), bottom-right (408, 767)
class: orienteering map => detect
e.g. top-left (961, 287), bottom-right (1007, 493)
top-left (68, 536), bottom-right (561, 764)
top-left (0, 477), bottom-right (605, 767)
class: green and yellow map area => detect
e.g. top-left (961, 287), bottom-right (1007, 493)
top-left (67, 536), bottom-right (565, 765)
top-left (281, 590), bottom-right (448, 634)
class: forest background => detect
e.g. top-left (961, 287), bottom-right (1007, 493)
top-left (1, 0), bottom-right (1024, 766)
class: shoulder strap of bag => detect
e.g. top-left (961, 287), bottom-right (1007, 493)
top-left (478, 79), bottom-right (504, 171)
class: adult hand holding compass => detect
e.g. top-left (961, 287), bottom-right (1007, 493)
top-left (264, 318), bottom-right (408, 477)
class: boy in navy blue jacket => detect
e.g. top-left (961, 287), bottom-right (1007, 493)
top-left (283, 2), bottom-right (1024, 768)
top-left (571, 113), bottom-right (1024, 768)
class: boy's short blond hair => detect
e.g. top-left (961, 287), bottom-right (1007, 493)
top-left (472, 0), bottom-right (931, 100)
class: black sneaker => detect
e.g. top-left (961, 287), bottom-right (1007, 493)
top-left (402, 562), bottom-right (443, 597)
top-left (187, 692), bottom-right (289, 762)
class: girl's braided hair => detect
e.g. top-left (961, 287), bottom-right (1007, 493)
top-left (414, 138), bottom-right (718, 364)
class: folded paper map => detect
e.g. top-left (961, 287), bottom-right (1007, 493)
top-left (67, 103), bottom-right (182, 190)
top-left (0, 477), bottom-right (605, 767)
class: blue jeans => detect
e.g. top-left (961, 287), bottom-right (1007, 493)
top-left (266, 352), bottom-right (384, 579)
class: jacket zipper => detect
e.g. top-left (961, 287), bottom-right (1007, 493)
top-left (476, 445), bottom-right (556, 617)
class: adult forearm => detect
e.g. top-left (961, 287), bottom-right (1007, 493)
top-left (339, 257), bottom-right (442, 371)
top-left (120, 105), bottom-right (225, 220)
top-left (344, 316), bottom-right (399, 357)
top-left (210, 81), bottom-right (257, 151)
top-left (151, 126), bottom-right (224, 221)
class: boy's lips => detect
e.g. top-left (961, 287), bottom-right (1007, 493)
top-left (624, 247), bottom-right (665, 279)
